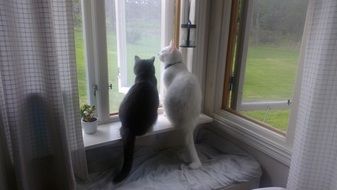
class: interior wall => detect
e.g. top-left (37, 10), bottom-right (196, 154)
top-left (208, 123), bottom-right (289, 188)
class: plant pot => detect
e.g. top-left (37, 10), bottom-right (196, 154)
top-left (81, 118), bottom-right (98, 134)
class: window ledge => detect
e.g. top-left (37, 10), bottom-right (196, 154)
top-left (83, 113), bottom-right (213, 150)
top-left (212, 110), bottom-right (292, 166)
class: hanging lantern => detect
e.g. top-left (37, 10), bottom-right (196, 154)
top-left (180, 20), bottom-right (196, 48)
top-left (180, 0), bottom-right (196, 48)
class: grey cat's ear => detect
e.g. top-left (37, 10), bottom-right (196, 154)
top-left (135, 55), bottom-right (141, 62)
top-left (150, 56), bottom-right (155, 63)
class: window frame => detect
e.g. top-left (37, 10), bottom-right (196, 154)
top-left (204, 0), bottom-right (307, 165)
top-left (80, 0), bottom-right (180, 124)
top-left (223, 0), bottom-right (296, 135)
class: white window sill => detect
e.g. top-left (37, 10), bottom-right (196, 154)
top-left (83, 113), bottom-right (213, 149)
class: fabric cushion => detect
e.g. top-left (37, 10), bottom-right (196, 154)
top-left (79, 143), bottom-right (262, 190)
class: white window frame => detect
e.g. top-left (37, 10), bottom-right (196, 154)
top-left (81, 0), bottom-right (177, 124)
top-left (114, 0), bottom-right (129, 94)
top-left (204, 0), bottom-right (307, 166)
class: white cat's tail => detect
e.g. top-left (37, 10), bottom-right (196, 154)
top-left (181, 119), bottom-right (201, 169)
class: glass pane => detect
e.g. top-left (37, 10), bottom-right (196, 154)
top-left (106, 0), bottom-right (162, 113)
top-left (73, 0), bottom-right (88, 106)
top-left (239, 0), bottom-right (308, 132)
top-left (125, 0), bottom-right (162, 87)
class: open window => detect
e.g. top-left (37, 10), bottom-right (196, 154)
top-left (73, 0), bottom-right (180, 123)
top-left (222, 0), bottom-right (308, 134)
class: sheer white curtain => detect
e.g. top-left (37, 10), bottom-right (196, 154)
top-left (0, 0), bottom-right (88, 189)
top-left (287, 0), bottom-right (337, 189)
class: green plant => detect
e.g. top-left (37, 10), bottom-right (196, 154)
top-left (80, 104), bottom-right (96, 122)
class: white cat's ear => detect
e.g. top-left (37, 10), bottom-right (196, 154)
top-left (169, 40), bottom-right (174, 47)
top-left (169, 40), bottom-right (177, 52)
top-left (135, 55), bottom-right (140, 62)
top-left (170, 40), bottom-right (177, 49)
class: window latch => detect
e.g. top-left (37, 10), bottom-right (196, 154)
top-left (93, 84), bottom-right (98, 96)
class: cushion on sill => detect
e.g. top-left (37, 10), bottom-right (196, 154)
top-left (78, 143), bottom-right (262, 190)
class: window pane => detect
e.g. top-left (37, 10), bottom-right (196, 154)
top-left (73, 0), bottom-right (88, 106)
top-left (238, 0), bottom-right (308, 132)
top-left (106, 0), bottom-right (162, 113)
top-left (125, 0), bottom-right (162, 87)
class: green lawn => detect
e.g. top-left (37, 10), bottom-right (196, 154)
top-left (74, 30), bottom-right (299, 133)
top-left (241, 45), bottom-right (299, 132)
top-left (243, 46), bottom-right (299, 101)
top-left (74, 29), bottom-right (88, 106)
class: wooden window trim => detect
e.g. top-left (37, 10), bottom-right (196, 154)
top-left (222, 0), bottom-right (240, 109)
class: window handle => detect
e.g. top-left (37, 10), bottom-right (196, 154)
top-left (109, 84), bottom-right (112, 90)
top-left (93, 84), bottom-right (98, 96)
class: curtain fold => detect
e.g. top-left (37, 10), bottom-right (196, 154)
top-left (0, 0), bottom-right (88, 189)
top-left (287, 0), bottom-right (337, 189)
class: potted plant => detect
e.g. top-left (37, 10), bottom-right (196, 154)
top-left (80, 104), bottom-right (98, 134)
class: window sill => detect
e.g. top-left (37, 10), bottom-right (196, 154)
top-left (211, 110), bottom-right (292, 166)
top-left (82, 113), bottom-right (213, 150)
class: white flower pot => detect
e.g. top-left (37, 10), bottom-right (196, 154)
top-left (81, 118), bottom-right (98, 134)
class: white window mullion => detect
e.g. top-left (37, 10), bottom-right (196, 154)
top-left (160, 0), bottom-right (176, 98)
top-left (81, 0), bottom-right (96, 105)
top-left (161, 0), bottom-right (175, 47)
top-left (179, 0), bottom-right (188, 66)
top-left (115, 0), bottom-right (129, 94)
top-left (91, 0), bottom-right (110, 122)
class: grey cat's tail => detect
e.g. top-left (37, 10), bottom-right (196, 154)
top-left (113, 129), bottom-right (136, 183)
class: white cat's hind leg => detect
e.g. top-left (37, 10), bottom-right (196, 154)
top-left (177, 148), bottom-right (189, 163)
top-left (184, 128), bottom-right (201, 169)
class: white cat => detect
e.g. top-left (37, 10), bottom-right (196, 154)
top-left (159, 41), bottom-right (202, 169)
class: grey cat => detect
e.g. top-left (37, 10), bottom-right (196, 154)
top-left (114, 56), bottom-right (159, 183)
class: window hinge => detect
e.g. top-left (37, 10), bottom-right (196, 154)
top-left (229, 75), bottom-right (235, 91)
top-left (93, 84), bottom-right (98, 96)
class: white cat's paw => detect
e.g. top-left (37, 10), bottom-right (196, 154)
top-left (188, 161), bottom-right (201, 169)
